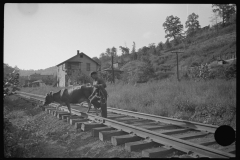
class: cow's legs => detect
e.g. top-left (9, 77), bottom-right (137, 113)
top-left (66, 103), bottom-right (72, 116)
top-left (56, 104), bottom-right (63, 112)
top-left (79, 102), bottom-right (84, 107)
top-left (95, 107), bottom-right (99, 116)
top-left (86, 99), bottom-right (91, 113)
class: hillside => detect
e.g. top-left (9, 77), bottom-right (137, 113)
top-left (118, 23), bottom-right (236, 82)
top-left (19, 66), bottom-right (57, 76)
top-left (163, 24), bottom-right (236, 71)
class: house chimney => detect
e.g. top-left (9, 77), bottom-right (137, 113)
top-left (77, 50), bottom-right (80, 55)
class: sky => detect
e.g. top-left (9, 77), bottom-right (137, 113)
top-left (4, 3), bottom-right (214, 70)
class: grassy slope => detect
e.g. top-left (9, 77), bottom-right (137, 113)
top-left (163, 24), bottom-right (236, 75)
top-left (119, 24), bottom-right (236, 81)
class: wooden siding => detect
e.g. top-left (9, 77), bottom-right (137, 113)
top-left (57, 54), bottom-right (99, 87)
top-left (57, 64), bottom-right (66, 87)
top-left (66, 54), bottom-right (99, 74)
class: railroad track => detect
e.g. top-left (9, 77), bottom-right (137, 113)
top-left (15, 91), bottom-right (235, 158)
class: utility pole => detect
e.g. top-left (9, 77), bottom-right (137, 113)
top-left (111, 53), bottom-right (115, 84)
top-left (171, 50), bottom-right (184, 81)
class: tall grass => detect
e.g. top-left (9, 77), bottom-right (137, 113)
top-left (20, 79), bottom-right (236, 128)
top-left (107, 79), bottom-right (236, 128)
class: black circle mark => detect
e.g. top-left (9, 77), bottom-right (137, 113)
top-left (214, 125), bottom-right (235, 146)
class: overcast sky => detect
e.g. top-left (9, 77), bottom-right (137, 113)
top-left (4, 3), bottom-right (214, 70)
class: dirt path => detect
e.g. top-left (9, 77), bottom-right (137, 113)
top-left (4, 95), bottom-right (141, 158)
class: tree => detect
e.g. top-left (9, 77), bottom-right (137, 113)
top-left (106, 48), bottom-right (111, 57)
top-left (209, 12), bottom-right (221, 26)
top-left (165, 38), bottom-right (172, 49)
top-left (4, 63), bottom-right (20, 97)
top-left (99, 52), bottom-right (111, 70)
top-left (185, 13), bottom-right (201, 36)
top-left (174, 38), bottom-right (180, 46)
top-left (228, 12), bottom-right (236, 24)
top-left (111, 47), bottom-right (117, 57)
top-left (163, 15), bottom-right (184, 41)
top-left (67, 69), bottom-right (92, 85)
top-left (99, 53), bottom-right (105, 58)
top-left (157, 42), bottom-right (164, 51)
top-left (92, 57), bottom-right (100, 64)
top-left (209, 12), bottom-right (222, 33)
top-left (131, 42), bottom-right (137, 60)
top-left (119, 46), bottom-right (130, 55)
top-left (131, 41), bottom-right (136, 54)
top-left (155, 43), bottom-right (162, 56)
top-left (148, 43), bottom-right (157, 55)
top-left (139, 46), bottom-right (150, 63)
top-left (212, 4), bottom-right (236, 26)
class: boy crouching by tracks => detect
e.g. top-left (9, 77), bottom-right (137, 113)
top-left (88, 71), bottom-right (108, 118)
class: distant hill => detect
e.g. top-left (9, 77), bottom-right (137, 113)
top-left (117, 23), bottom-right (236, 82)
top-left (19, 66), bottom-right (57, 76)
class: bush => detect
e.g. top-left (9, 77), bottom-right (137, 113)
top-left (4, 64), bottom-right (20, 97)
top-left (120, 60), bottom-right (155, 83)
top-left (208, 62), bottom-right (236, 80)
top-left (224, 62), bottom-right (236, 79)
top-left (155, 71), bottom-right (174, 80)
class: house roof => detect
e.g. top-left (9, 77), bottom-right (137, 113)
top-left (56, 52), bottom-right (100, 66)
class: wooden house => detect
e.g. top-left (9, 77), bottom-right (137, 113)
top-left (56, 50), bottom-right (100, 87)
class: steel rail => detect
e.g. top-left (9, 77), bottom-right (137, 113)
top-left (106, 108), bottom-right (219, 133)
top-left (16, 91), bottom-right (235, 158)
top-left (84, 111), bottom-right (234, 158)
top-left (16, 91), bottom-right (220, 133)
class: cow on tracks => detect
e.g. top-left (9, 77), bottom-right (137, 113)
top-left (42, 85), bottom-right (104, 116)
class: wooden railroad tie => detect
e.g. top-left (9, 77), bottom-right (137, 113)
top-left (125, 140), bottom-right (161, 152)
top-left (74, 119), bottom-right (89, 128)
top-left (99, 130), bottom-right (127, 141)
top-left (111, 134), bottom-right (142, 146)
top-left (81, 122), bottom-right (105, 131)
top-left (91, 127), bottom-right (115, 137)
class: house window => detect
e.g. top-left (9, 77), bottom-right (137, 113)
top-left (68, 63), bottom-right (71, 69)
top-left (86, 63), bottom-right (90, 71)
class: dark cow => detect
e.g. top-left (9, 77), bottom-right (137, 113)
top-left (43, 85), bottom-right (102, 115)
